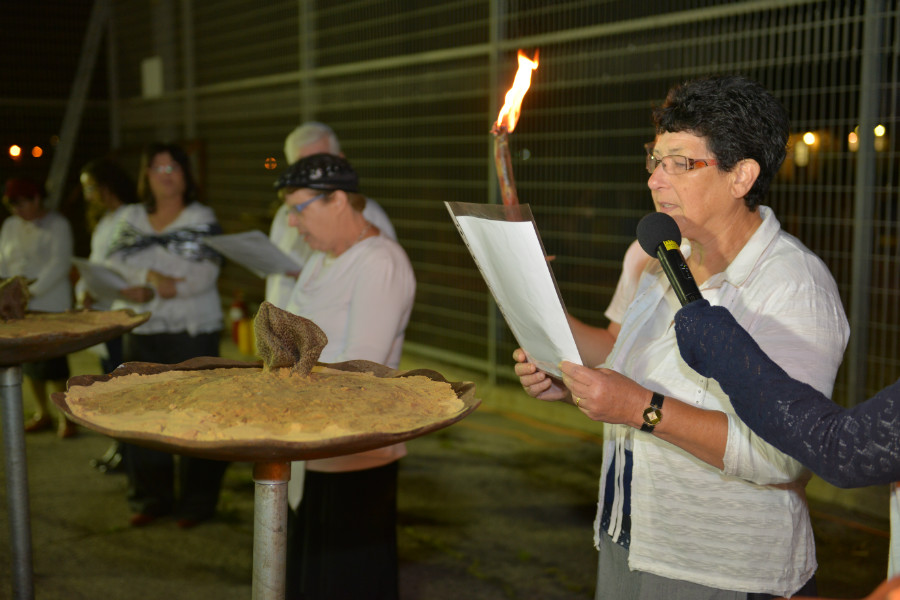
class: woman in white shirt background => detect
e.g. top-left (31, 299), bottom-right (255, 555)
top-left (76, 157), bottom-right (140, 472)
top-left (77, 157), bottom-right (140, 370)
top-left (105, 142), bottom-right (227, 529)
top-left (0, 177), bottom-right (76, 438)
top-left (274, 153), bottom-right (416, 600)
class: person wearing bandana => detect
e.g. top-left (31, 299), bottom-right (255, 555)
top-left (105, 141), bottom-right (227, 529)
top-left (275, 153), bottom-right (415, 600)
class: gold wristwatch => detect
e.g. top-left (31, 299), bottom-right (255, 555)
top-left (640, 392), bottom-right (664, 433)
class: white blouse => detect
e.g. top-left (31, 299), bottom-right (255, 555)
top-left (0, 211), bottom-right (73, 312)
top-left (286, 234), bottom-right (416, 474)
top-left (106, 203), bottom-right (223, 336)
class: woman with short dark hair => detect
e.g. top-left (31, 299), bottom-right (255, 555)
top-left (514, 76), bottom-right (848, 599)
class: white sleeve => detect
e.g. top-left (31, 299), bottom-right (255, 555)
top-left (0, 220), bottom-right (10, 275)
top-left (604, 239), bottom-right (650, 325)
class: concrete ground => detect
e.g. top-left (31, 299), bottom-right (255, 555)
top-left (0, 340), bottom-right (892, 599)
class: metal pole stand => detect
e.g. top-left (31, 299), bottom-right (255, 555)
top-left (1, 365), bottom-right (34, 600)
top-left (251, 461), bottom-right (291, 600)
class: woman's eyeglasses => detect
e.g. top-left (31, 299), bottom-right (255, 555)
top-left (289, 192), bottom-right (326, 214)
top-left (646, 153), bottom-right (718, 175)
top-left (149, 164), bottom-right (179, 175)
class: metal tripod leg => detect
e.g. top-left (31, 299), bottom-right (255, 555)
top-left (251, 461), bottom-right (290, 600)
top-left (1, 365), bottom-right (34, 600)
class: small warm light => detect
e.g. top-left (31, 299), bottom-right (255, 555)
top-left (32, 146), bottom-right (43, 158)
top-left (802, 132), bottom-right (816, 146)
top-left (874, 124), bottom-right (886, 137)
top-left (848, 131), bottom-right (859, 152)
top-left (9, 145), bottom-right (22, 158)
top-left (264, 157), bottom-right (278, 170)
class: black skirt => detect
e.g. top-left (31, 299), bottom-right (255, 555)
top-left (286, 462), bottom-right (400, 600)
top-left (22, 355), bottom-right (70, 381)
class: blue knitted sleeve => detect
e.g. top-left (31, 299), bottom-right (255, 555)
top-left (675, 300), bottom-right (900, 488)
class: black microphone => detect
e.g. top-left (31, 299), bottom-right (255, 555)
top-left (636, 212), bottom-right (703, 306)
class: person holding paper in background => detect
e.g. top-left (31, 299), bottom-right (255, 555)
top-left (266, 121), bottom-right (396, 309)
top-left (274, 153), bottom-right (415, 600)
top-left (104, 142), bottom-right (227, 528)
top-left (1, 177), bottom-right (77, 438)
top-left (269, 122), bottom-right (400, 516)
top-left (77, 157), bottom-right (140, 367)
top-left (77, 157), bottom-right (141, 471)
top-left (514, 75), bottom-right (848, 598)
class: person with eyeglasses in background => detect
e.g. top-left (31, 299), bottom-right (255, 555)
top-left (0, 177), bottom-right (77, 438)
top-left (103, 141), bottom-right (228, 529)
top-left (274, 153), bottom-right (415, 600)
top-left (266, 121), bottom-right (396, 311)
top-left (513, 75), bottom-right (848, 599)
top-left (268, 122), bottom-right (398, 514)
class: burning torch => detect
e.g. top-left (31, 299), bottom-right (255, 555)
top-left (491, 50), bottom-right (539, 210)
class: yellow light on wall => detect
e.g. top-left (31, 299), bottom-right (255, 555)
top-left (802, 132), bottom-right (816, 146)
top-left (9, 145), bottom-right (22, 158)
top-left (874, 124), bottom-right (886, 137)
top-left (848, 131), bottom-right (859, 152)
top-left (795, 140), bottom-right (810, 166)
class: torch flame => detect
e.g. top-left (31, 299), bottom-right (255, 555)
top-left (494, 50), bottom-right (539, 133)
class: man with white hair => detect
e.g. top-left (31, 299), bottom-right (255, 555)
top-left (266, 122), bottom-right (397, 309)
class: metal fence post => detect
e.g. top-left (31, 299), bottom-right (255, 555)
top-left (847, 0), bottom-right (884, 405)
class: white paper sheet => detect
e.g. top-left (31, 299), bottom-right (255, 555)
top-left (203, 230), bottom-right (302, 278)
top-left (72, 258), bottom-right (128, 302)
top-left (446, 203), bottom-right (581, 377)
